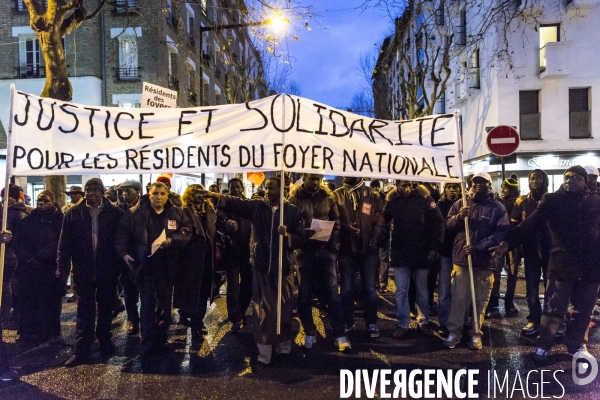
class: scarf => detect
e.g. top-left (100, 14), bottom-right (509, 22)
top-left (345, 179), bottom-right (365, 210)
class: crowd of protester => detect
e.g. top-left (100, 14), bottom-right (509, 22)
top-left (0, 165), bottom-right (598, 378)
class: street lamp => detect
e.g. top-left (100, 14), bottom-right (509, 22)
top-left (198, 13), bottom-right (289, 107)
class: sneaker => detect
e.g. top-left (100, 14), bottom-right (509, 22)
top-left (334, 336), bottom-right (351, 351)
top-left (521, 322), bottom-right (540, 336)
top-left (304, 335), bottom-right (316, 349)
top-left (443, 334), bottom-right (461, 349)
top-left (0, 369), bottom-right (18, 382)
top-left (532, 347), bottom-right (548, 363)
top-left (251, 361), bottom-right (268, 373)
top-left (469, 336), bottom-right (482, 350)
top-left (392, 327), bottom-right (409, 339)
top-left (419, 323), bottom-right (437, 337)
top-left (367, 324), bottom-right (380, 338)
top-left (485, 308), bottom-right (501, 319)
top-left (344, 324), bottom-right (355, 334)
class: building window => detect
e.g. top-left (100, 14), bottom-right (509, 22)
top-left (539, 23), bottom-right (559, 72)
top-left (569, 88), bottom-right (591, 139)
top-left (469, 49), bottom-right (480, 89)
top-left (455, 10), bottom-right (466, 46)
top-left (436, 0), bottom-right (445, 25)
top-left (17, 35), bottom-right (42, 78)
top-left (117, 35), bottom-right (138, 80)
top-left (519, 90), bottom-right (541, 140)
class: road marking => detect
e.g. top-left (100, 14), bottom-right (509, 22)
top-left (490, 138), bottom-right (516, 144)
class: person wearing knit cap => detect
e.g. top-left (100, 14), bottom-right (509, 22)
top-left (56, 178), bottom-right (124, 367)
top-left (155, 175), bottom-right (183, 207)
top-left (584, 165), bottom-right (599, 193)
top-left (487, 174), bottom-right (521, 319)
top-left (510, 169), bottom-right (550, 337)
top-left (497, 166), bottom-right (600, 363)
top-left (13, 190), bottom-right (63, 345)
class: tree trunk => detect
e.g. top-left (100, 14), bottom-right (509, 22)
top-left (39, 29), bottom-right (70, 208)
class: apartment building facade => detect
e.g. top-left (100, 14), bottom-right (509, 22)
top-left (0, 0), bottom-right (267, 196)
top-left (373, 0), bottom-right (600, 193)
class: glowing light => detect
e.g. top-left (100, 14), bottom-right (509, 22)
top-left (266, 13), bottom-right (289, 34)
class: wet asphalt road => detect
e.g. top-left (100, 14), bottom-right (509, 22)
top-left (0, 273), bottom-right (599, 400)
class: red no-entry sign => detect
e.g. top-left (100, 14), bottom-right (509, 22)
top-left (486, 126), bottom-right (520, 157)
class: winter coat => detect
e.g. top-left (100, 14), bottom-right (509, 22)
top-left (511, 186), bottom-right (600, 282)
top-left (287, 184), bottom-right (340, 254)
top-left (384, 187), bottom-right (444, 269)
top-left (0, 202), bottom-right (30, 260)
top-left (333, 182), bottom-right (386, 255)
top-left (15, 206), bottom-right (64, 276)
top-left (437, 195), bottom-right (459, 258)
top-left (446, 190), bottom-right (509, 271)
top-left (114, 195), bottom-right (191, 283)
top-left (216, 195), bottom-right (305, 275)
top-left (169, 192), bottom-right (182, 208)
top-left (57, 198), bottom-right (123, 283)
top-left (172, 204), bottom-right (217, 312)
top-left (220, 204), bottom-right (252, 264)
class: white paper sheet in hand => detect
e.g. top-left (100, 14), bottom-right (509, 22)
top-left (149, 229), bottom-right (166, 257)
top-left (309, 219), bottom-right (335, 242)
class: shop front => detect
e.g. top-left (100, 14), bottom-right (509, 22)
top-left (464, 152), bottom-right (600, 195)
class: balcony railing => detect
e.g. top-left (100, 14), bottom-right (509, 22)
top-left (165, 10), bottom-right (177, 29)
top-left (112, 0), bottom-right (137, 14)
top-left (14, 65), bottom-right (45, 79)
top-left (168, 74), bottom-right (179, 90)
top-left (116, 67), bottom-right (140, 80)
top-left (187, 33), bottom-right (196, 49)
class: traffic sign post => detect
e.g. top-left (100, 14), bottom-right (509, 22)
top-left (486, 126), bottom-right (520, 180)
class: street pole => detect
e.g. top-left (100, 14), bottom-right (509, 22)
top-left (501, 156), bottom-right (506, 181)
top-left (277, 94), bottom-right (286, 335)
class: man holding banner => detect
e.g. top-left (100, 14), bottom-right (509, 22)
top-left (198, 177), bottom-right (305, 372)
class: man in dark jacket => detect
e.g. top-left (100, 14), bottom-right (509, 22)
top-left (114, 180), bottom-right (143, 335)
top-left (0, 184), bottom-right (29, 328)
top-left (385, 180), bottom-right (444, 340)
top-left (56, 178), bottom-right (123, 367)
top-left (15, 190), bottom-right (64, 343)
top-left (443, 172), bottom-right (509, 350)
top-left (198, 177), bottom-right (305, 372)
top-left (510, 169), bottom-right (550, 336)
top-left (288, 174), bottom-right (351, 351)
top-left (499, 166), bottom-right (600, 363)
top-left (115, 182), bottom-right (191, 357)
top-left (222, 178), bottom-right (252, 332)
top-left (437, 182), bottom-right (461, 333)
top-left (487, 175), bottom-right (521, 318)
top-left (334, 177), bottom-right (386, 338)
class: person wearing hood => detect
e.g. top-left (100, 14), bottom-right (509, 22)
top-left (288, 173), bottom-right (351, 352)
top-left (497, 166), bottom-right (600, 363)
top-left (0, 184), bottom-right (30, 328)
top-left (384, 180), bottom-right (444, 340)
top-left (510, 169), bottom-right (550, 337)
top-left (14, 190), bottom-right (64, 344)
top-left (56, 178), bottom-right (124, 367)
top-left (584, 165), bottom-right (599, 194)
top-left (443, 172), bottom-right (509, 350)
top-left (487, 175), bottom-right (521, 318)
top-left (114, 182), bottom-right (191, 357)
top-left (436, 182), bottom-right (462, 334)
top-left (197, 177), bottom-right (305, 372)
top-left (334, 177), bottom-right (386, 338)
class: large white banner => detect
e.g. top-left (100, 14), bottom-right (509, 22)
top-left (8, 88), bottom-right (463, 182)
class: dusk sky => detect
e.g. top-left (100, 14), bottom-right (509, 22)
top-left (281, 1), bottom-right (396, 109)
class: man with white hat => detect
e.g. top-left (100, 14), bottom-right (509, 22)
top-left (584, 165), bottom-right (599, 193)
top-left (443, 171), bottom-right (509, 350)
